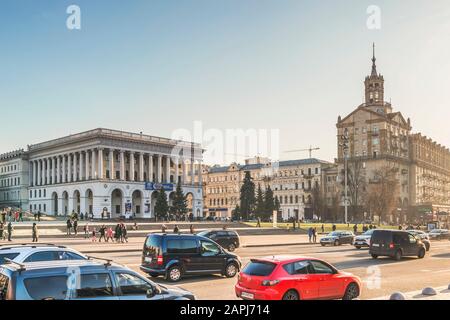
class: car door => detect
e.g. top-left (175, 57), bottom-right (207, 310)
top-left (114, 272), bottom-right (164, 300)
top-left (72, 272), bottom-right (119, 300)
top-left (406, 234), bottom-right (419, 255)
top-left (216, 231), bottom-right (230, 248)
top-left (289, 260), bottom-right (320, 300)
top-left (199, 240), bottom-right (225, 273)
top-left (23, 251), bottom-right (59, 263)
top-left (310, 260), bottom-right (343, 299)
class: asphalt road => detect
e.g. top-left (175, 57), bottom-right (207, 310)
top-left (5, 235), bottom-right (450, 300)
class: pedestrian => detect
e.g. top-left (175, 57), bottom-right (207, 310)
top-left (83, 223), bottom-right (90, 239)
top-left (161, 224), bottom-right (167, 233)
top-left (66, 219), bottom-right (72, 236)
top-left (19, 210), bottom-right (23, 222)
top-left (32, 223), bottom-right (38, 242)
top-left (106, 227), bottom-right (114, 242)
top-left (321, 224), bottom-right (325, 233)
top-left (332, 224), bottom-right (337, 231)
top-left (173, 225), bottom-right (180, 233)
top-left (7, 222), bottom-right (13, 242)
top-left (256, 217), bottom-right (261, 228)
top-left (15, 211), bottom-right (19, 222)
top-left (37, 211), bottom-right (41, 222)
top-left (91, 228), bottom-right (97, 242)
top-left (80, 212), bottom-right (84, 220)
top-left (115, 224), bottom-right (122, 243)
top-left (0, 222), bottom-right (4, 241)
top-left (121, 224), bottom-right (128, 243)
top-left (189, 224), bottom-right (195, 234)
top-left (34, 211), bottom-right (37, 221)
top-left (308, 227), bottom-right (313, 243)
top-left (98, 225), bottom-right (106, 242)
top-left (313, 228), bottom-right (317, 243)
top-left (73, 220), bottom-right (78, 236)
top-left (353, 224), bottom-right (358, 234)
top-left (132, 222), bottom-right (138, 231)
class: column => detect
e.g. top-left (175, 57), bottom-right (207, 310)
top-left (85, 151), bottom-right (90, 180)
top-left (56, 156), bottom-right (61, 184)
top-left (62, 155), bottom-right (66, 183)
top-left (148, 154), bottom-right (153, 182)
top-left (182, 158), bottom-right (188, 184)
top-left (198, 160), bottom-right (202, 186)
top-left (129, 152), bottom-right (135, 182)
top-left (165, 156), bottom-right (171, 183)
top-left (174, 157), bottom-right (179, 184)
top-left (98, 148), bottom-right (104, 179)
top-left (91, 149), bottom-right (97, 179)
top-left (120, 150), bottom-right (125, 180)
top-left (73, 153), bottom-right (78, 181)
top-left (139, 153), bottom-right (144, 182)
top-left (37, 160), bottom-right (42, 186)
top-left (67, 154), bottom-right (72, 183)
top-left (191, 159), bottom-right (195, 185)
top-left (51, 157), bottom-right (56, 184)
top-left (157, 155), bottom-right (162, 183)
top-left (79, 152), bottom-right (84, 181)
top-left (46, 158), bottom-right (51, 185)
top-left (109, 149), bottom-right (115, 180)
top-left (32, 161), bottom-right (37, 186)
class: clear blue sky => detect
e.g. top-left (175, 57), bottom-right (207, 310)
top-left (1, 0), bottom-right (450, 165)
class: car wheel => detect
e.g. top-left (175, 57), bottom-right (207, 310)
top-left (334, 240), bottom-right (340, 246)
top-left (394, 250), bottom-right (402, 261)
top-left (225, 262), bottom-right (239, 278)
top-left (166, 265), bottom-right (182, 282)
top-left (342, 283), bottom-right (359, 300)
top-left (355, 246), bottom-right (361, 250)
top-left (418, 248), bottom-right (426, 259)
top-left (371, 254), bottom-right (378, 259)
top-left (228, 243), bottom-right (236, 252)
top-left (282, 290), bottom-right (299, 300)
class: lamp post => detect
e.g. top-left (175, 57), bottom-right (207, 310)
top-left (341, 128), bottom-right (350, 224)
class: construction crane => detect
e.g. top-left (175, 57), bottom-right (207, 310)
top-left (284, 146), bottom-right (320, 159)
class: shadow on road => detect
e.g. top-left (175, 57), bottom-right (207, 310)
top-left (334, 257), bottom-right (417, 270)
top-left (431, 253), bottom-right (450, 259)
top-left (148, 274), bottom-right (228, 285)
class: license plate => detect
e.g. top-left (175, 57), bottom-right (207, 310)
top-left (144, 257), bottom-right (152, 263)
top-left (241, 292), bottom-right (254, 300)
top-left (372, 243), bottom-right (380, 247)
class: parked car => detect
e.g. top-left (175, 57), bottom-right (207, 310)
top-left (427, 229), bottom-right (450, 241)
top-left (140, 233), bottom-right (241, 282)
top-left (369, 230), bottom-right (426, 260)
top-left (0, 259), bottom-right (195, 300)
top-left (354, 229), bottom-right (375, 249)
top-left (407, 230), bottom-right (431, 251)
top-left (235, 256), bottom-right (361, 300)
top-left (196, 230), bottom-right (240, 252)
top-left (0, 244), bottom-right (88, 264)
top-left (320, 231), bottom-right (354, 246)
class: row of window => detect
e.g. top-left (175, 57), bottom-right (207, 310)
top-left (0, 177), bottom-right (21, 187)
top-left (0, 164), bottom-right (18, 174)
top-left (0, 190), bottom-right (21, 202)
top-left (30, 189), bottom-right (47, 199)
top-left (30, 204), bottom-right (46, 212)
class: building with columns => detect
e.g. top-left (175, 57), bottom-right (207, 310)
top-left (0, 149), bottom-right (30, 211)
top-left (26, 128), bottom-right (204, 218)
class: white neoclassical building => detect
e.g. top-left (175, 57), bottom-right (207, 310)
top-left (27, 128), bottom-right (204, 218)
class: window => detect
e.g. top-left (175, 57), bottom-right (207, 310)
top-left (310, 261), bottom-right (334, 274)
top-left (283, 260), bottom-right (313, 275)
top-left (200, 241), bottom-right (220, 256)
top-left (57, 251), bottom-right (85, 261)
top-left (0, 253), bottom-right (20, 264)
top-left (24, 276), bottom-right (68, 300)
top-left (115, 273), bottom-right (152, 296)
top-left (76, 273), bottom-right (114, 298)
top-left (242, 261), bottom-right (276, 276)
top-left (24, 251), bottom-right (59, 262)
top-left (167, 240), bottom-right (198, 254)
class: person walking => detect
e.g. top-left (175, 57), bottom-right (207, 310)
top-left (32, 223), bottom-right (39, 242)
top-left (353, 224), bottom-right (358, 234)
top-left (18, 210), bottom-right (23, 222)
top-left (173, 225), bottom-right (180, 233)
top-left (73, 220), bottom-right (78, 236)
top-left (91, 228), bottom-right (97, 242)
top-left (308, 227), bottom-right (313, 243)
top-left (321, 224), bottom-right (325, 234)
top-left (83, 223), bottom-right (90, 239)
top-left (98, 225), bottom-right (106, 242)
top-left (115, 224), bottom-right (122, 243)
top-left (106, 227), bottom-right (114, 242)
top-left (161, 224), bottom-right (167, 233)
top-left (189, 224), bottom-right (195, 234)
top-left (7, 222), bottom-right (13, 242)
top-left (312, 228), bottom-right (317, 243)
top-left (66, 219), bottom-right (72, 236)
top-left (0, 222), bottom-right (4, 241)
top-left (37, 211), bottom-right (41, 222)
top-left (121, 224), bottom-right (128, 243)
top-left (14, 211), bottom-right (19, 222)
top-left (332, 224), bottom-right (337, 232)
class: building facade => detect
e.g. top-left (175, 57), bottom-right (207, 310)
top-left (23, 128), bottom-right (204, 218)
top-left (0, 149), bottom-right (30, 211)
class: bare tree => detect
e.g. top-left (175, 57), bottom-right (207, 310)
top-left (340, 157), bottom-right (367, 221)
top-left (311, 183), bottom-right (326, 220)
top-left (366, 166), bottom-right (400, 224)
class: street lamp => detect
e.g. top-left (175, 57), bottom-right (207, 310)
top-left (340, 128), bottom-right (350, 224)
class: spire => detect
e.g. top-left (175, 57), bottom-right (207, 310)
top-left (371, 42), bottom-right (378, 77)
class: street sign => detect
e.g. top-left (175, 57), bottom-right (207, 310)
top-left (145, 182), bottom-right (174, 191)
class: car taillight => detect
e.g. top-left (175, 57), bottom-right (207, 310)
top-left (389, 243), bottom-right (394, 249)
top-left (157, 255), bottom-right (163, 265)
top-left (262, 280), bottom-right (280, 286)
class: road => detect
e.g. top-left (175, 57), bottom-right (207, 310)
top-left (5, 235), bottom-right (450, 300)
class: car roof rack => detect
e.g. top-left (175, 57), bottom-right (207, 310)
top-left (3, 258), bottom-right (26, 271)
top-left (0, 243), bottom-right (67, 250)
top-left (86, 255), bottom-right (113, 267)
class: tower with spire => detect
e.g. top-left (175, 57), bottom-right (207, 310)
top-left (364, 43), bottom-right (385, 107)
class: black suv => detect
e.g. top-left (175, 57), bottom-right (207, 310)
top-left (196, 230), bottom-right (240, 251)
top-left (140, 233), bottom-right (242, 282)
top-left (369, 230), bottom-right (427, 261)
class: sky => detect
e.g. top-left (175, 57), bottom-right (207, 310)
top-left (1, 0), bottom-right (450, 165)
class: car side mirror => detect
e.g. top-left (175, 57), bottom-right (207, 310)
top-left (146, 287), bottom-right (156, 298)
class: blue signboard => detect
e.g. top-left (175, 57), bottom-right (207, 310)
top-left (145, 182), bottom-right (174, 191)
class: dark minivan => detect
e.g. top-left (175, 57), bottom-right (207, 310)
top-left (197, 230), bottom-right (240, 252)
top-left (140, 233), bottom-right (242, 282)
top-left (369, 230), bottom-right (427, 261)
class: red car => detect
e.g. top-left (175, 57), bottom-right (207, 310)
top-left (235, 255), bottom-right (361, 300)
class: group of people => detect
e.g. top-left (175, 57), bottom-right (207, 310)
top-left (0, 208), bottom-right (25, 223)
top-left (308, 227), bottom-right (318, 243)
top-left (81, 223), bottom-right (129, 243)
top-left (0, 222), bottom-right (14, 241)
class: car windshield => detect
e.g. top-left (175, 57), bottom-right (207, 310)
top-left (363, 229), bottom-right (374, 236)
top-left (328, 232), bottom-right (340, 237)
top-left (197, 231), bottom-right (210, 237)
